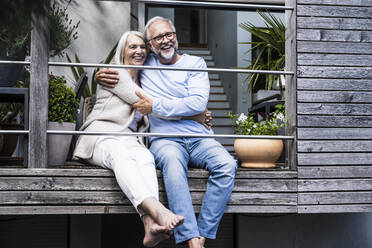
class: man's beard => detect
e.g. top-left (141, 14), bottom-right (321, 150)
top-left (153, 40), bottom-right (179, 61)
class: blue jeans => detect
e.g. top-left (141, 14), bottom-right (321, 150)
top-left (150, 137), bottom-right (237, 244)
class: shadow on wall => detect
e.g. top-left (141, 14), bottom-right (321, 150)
top-left (237, 213), bottom-right (372, 248)
top-left (50, 0), bottom-right (131, 86)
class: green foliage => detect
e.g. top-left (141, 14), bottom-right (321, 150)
top-left (0, 0), bottom-right (79, 57)
top-left (239, 11), bottom-right (286, 97)
top-left (48, 75), bottom-right (79, 123)
top-left (229, 105), bottom-right (285, 135)
top-left (66, 41), bottom-right (118, 98)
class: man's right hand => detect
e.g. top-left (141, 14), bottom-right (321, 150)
top-left (95, 68), bottom-right (119, 88)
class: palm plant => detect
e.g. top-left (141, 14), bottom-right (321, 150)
top-left (66, 41), bottom-right (118, 98)
top-left (239, 11), bottom-right (285, 97)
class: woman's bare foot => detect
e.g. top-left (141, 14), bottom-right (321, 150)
top-left (142, 215), bottom-right (171, 247)
top-left (140, 197), bottom-right (184, 230)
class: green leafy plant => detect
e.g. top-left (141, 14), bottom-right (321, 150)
top-left (48, 74), bottom-right (79, 123)
top-left (239, 11), bottom-right (286, 97)
top-left (0, 0), bottom-right (79, 57)
top-left (229, 105), bottom-right (285, 135)
top-left (66, 41), bottom-right (118, 98)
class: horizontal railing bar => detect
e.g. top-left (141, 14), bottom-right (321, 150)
top-left (0, 130), bottom-right (29, 134)
top-left (47, 130), bottom-right (294, 140)
top-left (0, 61), bottom-right (294, 75)
top-left (139, 0), bottom-right (292, 10)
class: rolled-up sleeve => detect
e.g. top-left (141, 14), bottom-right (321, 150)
top-left (151, 58), bottom-right (210, 117)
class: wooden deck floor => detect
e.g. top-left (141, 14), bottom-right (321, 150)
top-left (0, 163), bottom-right (298, 215)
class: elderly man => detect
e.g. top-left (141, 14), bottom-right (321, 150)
top-left (96, 16), bottom-right (237, 248)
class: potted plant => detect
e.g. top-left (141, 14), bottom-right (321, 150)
top-left (229, 105), bottom-right (285, 168)
top-left (239, 11), bottom-right (286, 98)
top-left (48, 74), bottom-right (79, 165)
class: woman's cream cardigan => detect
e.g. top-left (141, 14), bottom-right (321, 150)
top-left (73, 69), bottom-right (150, 161)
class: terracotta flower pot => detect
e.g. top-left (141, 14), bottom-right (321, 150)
top-left (234, 139), bottom-right (283, 168)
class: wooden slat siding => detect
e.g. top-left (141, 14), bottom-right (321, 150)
top-left (298, 79), bottom-right (372, 91)
top-left (298, 116), bottom-right (372, 127)
top-left (299, 192), bottom-right (372, 205)
top-left (296, 1), bottom-right (372, 214)
top-left (299, 205), bottom-right (372, 214)
top-left (297, 0), bottom-right (372, 6)
top-left (298, 128), bottom-right (372, 140)
top-left (299, 179), bottom-right (372, 191)
top-left (299, 166), bottom-right (372, 178)
top-left (298, 141), bottom-right (372, 152)
top-left (297, 17), bottom-right (372, 30)
top-left (298, 103), bottom-right (372, 115)
top-left (29, 6), bottom-right (49, 168)
top-left (298, 41), bottom-right (372, 54)
top-left (298, 91), bottom-right (372, 103)
top-left (298, 66), bottom-right (372, 78)
top-left (298, 153), bottom-right (372, 166)
top-left (297, 29), bottom-right (372, 42)
top-left (297, 5), bottom-right (372, 18)
top-left (298, 54), bottom-right (372, 66)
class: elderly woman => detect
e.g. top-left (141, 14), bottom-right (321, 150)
top-left (73, 31), bottom-right (189, 247)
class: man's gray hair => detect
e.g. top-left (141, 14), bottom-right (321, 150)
top-left (144, 16), bottom-right (176, 41)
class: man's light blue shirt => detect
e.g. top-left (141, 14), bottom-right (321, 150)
top-left (141, 53), bottom-right (213, 140)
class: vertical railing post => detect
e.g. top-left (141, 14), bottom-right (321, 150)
top-left (29, 0), bottom-right (50, 168)
top-left (285, 0), bottom-right (297, 170)
top-left (137, 2), bottom-right (146, 33)
top-left (130, 0), bottom-right (139, 30)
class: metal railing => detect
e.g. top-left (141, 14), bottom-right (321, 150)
top-left (0, 61), bottom-right (295, 139)
top-left (139, 0), bottom-right (292, 10)
top-left (0, 0), bottom-right (296, 168)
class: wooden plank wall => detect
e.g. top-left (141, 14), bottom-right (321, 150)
top-left (0, 168), bottom-right (297, 215)
top-left (296, 0), bottom-right (372, 213)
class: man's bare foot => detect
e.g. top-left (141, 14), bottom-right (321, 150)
top-left (140, 197), bottom-right (184, 230)
top-left (188, 237), bottom-right (203, 248)
top-left (200, 236), bottom-right (206, 247)
top-left (142, 215), bottom-right (170, 247)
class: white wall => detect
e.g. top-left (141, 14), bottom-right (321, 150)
top-left (50, 0), bottom-right (130, 87)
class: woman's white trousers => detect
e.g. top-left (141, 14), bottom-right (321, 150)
top-left (91, 136), bottom-right (159, 214)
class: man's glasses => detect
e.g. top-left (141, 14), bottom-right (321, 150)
top-left (149, 32), bottom-right (176, 44)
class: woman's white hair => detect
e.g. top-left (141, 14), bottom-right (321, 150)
top-left (114, 30), bottom-right (145, 65)
top-left (144, 16), bottom-right (176, 41)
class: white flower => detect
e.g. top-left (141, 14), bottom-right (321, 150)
top-left (253, 124), bottom-right (257, 128)
top-left (276, 113), bottom-right (285, 121)
top-left (237, 113), bottom-right (248, 123)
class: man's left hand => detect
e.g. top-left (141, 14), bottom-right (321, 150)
top-left (133, 91), bottom-right (153, 115)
